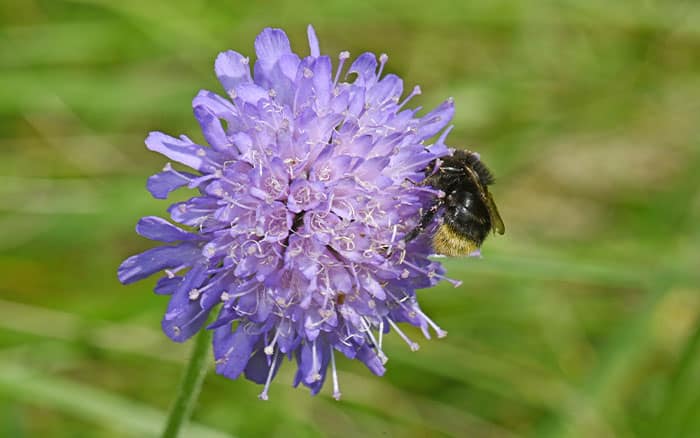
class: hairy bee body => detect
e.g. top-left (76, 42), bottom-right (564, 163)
top-left (406, 149), bottom-right (504, 255)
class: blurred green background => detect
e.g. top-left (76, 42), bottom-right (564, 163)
top-left (1, 0), bottom-right (699, 437)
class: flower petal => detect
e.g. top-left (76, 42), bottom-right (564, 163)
top-left (145, 132), bottom-right (218, 173)
top-left (293, 339), bottom-right (330, 394)
top-left (312, 56), bottom-right (332, 111)
top-left (276, 319), bottom-right (300, 354)
top-left (244, 344), bottom-right (283, 384)
top-left (353, 156), bottom-right (389, 183)
top-left (146, 163), bottom-right (197, 199)
top-left (427, 124), bottom-right (453, 157)
top-left (347, 52), bottom-right (377, 85)
top-left (253, 28), bottom-right (295, 90)
top-left (154, 275), bottom-right (182, 295)
top-left (214, 322), bottom-right (259, 380)
top-left (161, 263), bottom-right (213, 341)
top-left (193, 105), bottom-right (231, 152)
top-left (367, 74), bottom-right (403, 107)
top-left (417, 97), bottom-right (454, 139)
top-left (168, 197), bottom-right (218, 226)
top-left (117, 243), bottom-right (202, 284)
top-left (307, 25), bottom-right (320, 57)
top-left (254, 28), bottom-right (292, 70)
top-left (192, 90), bottom-right (236, 118)
top-left (357, 344), bottom-right (386, 376)
top-left (214, 50), bottom-right (252, 96)
top-left (235, 82), bottom-right (269, 105)
top-left (136, 216), bottom-right (200, 242)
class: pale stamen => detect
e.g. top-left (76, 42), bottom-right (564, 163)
top-left (264, 328), bottom-right (281, 355)
top-left (310, 339), bottom-right (322, 382)
top-left (398, 85), bottom-right (422, 109)
top-left (387, 318), bottom-right (420, 351)
top-left (361, 318), bottom-right (388, 364)
top-left (164, 265), bottom-right (187, 278)
top-left (377, 53), bottom-right (388, 77)
top-left (378, 320), bottom-right (385, 349)
top-left (385, 224), bottom-right (398, 256)
top-left (334, 51), bottom-right (350, 86)
top-left (258, 349), bottom-right (279, 401)
top-left (330, 348), bottom-right (341, 401)
top-left (414, 307), bottom-right (448, 338)
top-left (401, 260), bottom-right (462, 288)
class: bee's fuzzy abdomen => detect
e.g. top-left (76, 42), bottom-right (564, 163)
top-left (432, 224), bottom-right (479, 256)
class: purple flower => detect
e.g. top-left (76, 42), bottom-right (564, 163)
top-left (118, 25), bottom-right (457, 400)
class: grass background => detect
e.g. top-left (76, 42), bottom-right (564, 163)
top-left (1, 0), bottom-right (699, 436)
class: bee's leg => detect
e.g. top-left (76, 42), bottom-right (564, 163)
top-left (402, 177), bottom-right (425, 187)
top-left (405, 201), bottom-right (441, 242)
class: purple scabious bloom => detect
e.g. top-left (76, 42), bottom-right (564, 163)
top-left (118, 25), bottom-right (457, 400)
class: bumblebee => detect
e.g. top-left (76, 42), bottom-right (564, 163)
top-left (405, 149), bottom-right (505, 256)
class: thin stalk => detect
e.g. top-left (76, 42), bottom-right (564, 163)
top-left (161, 326), bottom-right (212, 438)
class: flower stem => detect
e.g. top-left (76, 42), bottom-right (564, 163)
top-left (161, 326), bottom-right (212, 438)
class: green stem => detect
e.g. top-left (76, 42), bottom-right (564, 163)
top-left (161, 327), bottom-right (213, 438)
top-left (650, 315), bottom-right (700, 437)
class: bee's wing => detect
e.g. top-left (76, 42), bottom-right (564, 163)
top-left (485, 191), bottom-right (505, 235)
top-left (464, 166), bottom-right (505, 235)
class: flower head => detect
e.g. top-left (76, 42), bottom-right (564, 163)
top-left (118, 25), bottom-right (456, 400)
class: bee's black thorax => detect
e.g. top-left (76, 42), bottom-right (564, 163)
top-left (442, 187), bottom-right (491, 247)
